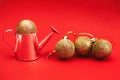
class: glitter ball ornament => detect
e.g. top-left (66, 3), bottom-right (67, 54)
top-left (16, 19), bottom-right (37, 34)
top-left (92, 39), bottom-right (112, 59)
top-left (55, 36), bottom-right (75, 59)
top-left (74, 36), bottom-right (93, 56)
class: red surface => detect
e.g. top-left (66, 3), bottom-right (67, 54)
top-left (0, 0), bottom-right (120, 80)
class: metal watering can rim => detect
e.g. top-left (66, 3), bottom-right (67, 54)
top-left (16, 33), bottom-right (36, 35)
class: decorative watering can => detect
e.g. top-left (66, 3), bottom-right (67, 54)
top-left (3, 19), bottom-right (60, 61)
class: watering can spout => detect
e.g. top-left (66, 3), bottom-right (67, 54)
top-left (39, 26), bottom-right (60, 50)
top-left (50, 26), bottom-right (60, 34)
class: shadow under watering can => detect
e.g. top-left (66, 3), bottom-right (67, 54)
top-left (3, 20), bottom-right (60, 61)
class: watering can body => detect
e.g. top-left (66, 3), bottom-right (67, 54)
top-left (14, 33), bottom-right (40, 61)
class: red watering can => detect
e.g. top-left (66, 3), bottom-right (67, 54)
top-left (3, 19), bottom-right (60, 61)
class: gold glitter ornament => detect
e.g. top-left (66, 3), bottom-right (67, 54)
top-left (16, 19), bottom-right (37, 34)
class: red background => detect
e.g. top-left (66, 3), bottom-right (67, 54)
top-left (0, 0), bottom-right (120, 80)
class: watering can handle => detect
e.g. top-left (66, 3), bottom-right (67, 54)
top-left (2, 29), bottom-right (15, 51)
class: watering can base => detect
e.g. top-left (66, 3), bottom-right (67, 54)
top-left (15, 55), bottom-right (40, 62)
